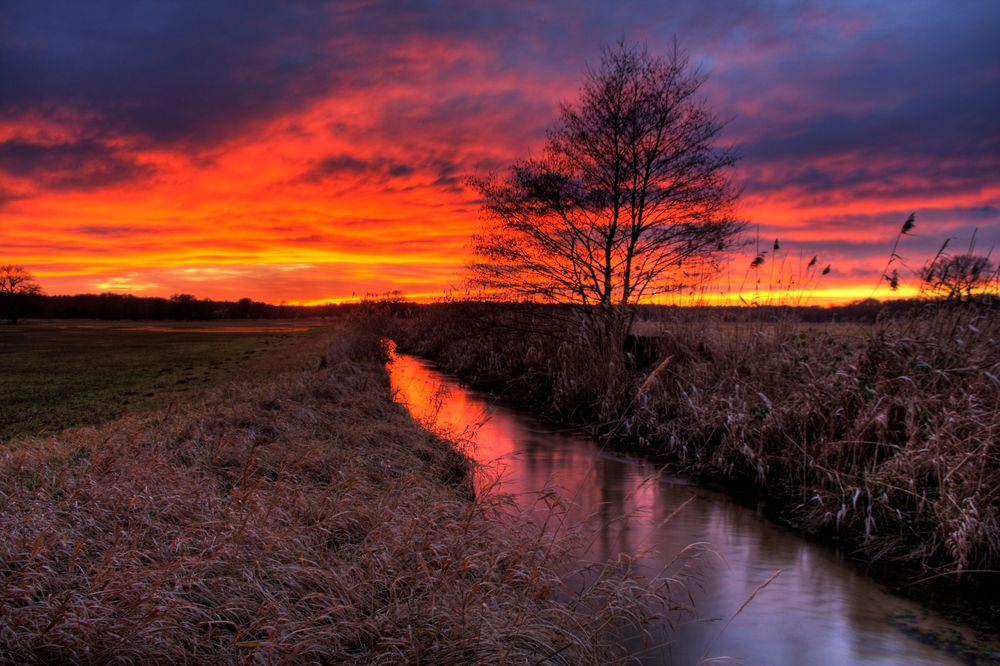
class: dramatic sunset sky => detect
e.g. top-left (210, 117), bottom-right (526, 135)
top-left (2, 1), bottom-right (998, 304)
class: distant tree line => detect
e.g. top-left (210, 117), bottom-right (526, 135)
top-left (7, 289), bottom-right (997, 324)
top-left (1, 265), bottom-right (42, 323)
top-left (12, 292), bottom-right (346, 321)
top-left (629, 298), bottom-right (979, 324)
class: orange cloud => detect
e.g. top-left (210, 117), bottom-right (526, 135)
top-left (2, 2), bottom-right (997, 305)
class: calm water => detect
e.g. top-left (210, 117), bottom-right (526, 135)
top-left (388, 351), bottom-right (984, 666)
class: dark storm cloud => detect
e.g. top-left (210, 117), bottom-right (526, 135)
top-left (741, 158), bottom-right (995, 207)
top-left (76, 225), bottom-right (158, 236)
top-left (371, 89), bottom-right (556, 155)
top-left (5, 1), bottom-right (998, 161)
top-left (300, 151), bottom-right (471, 191)
top-left (0, 1), bottom-right (563, 149)
top-left (1, 1), bottom-right (348, 146)
top-left (738, 86), bottom-right (1000, 167)
top-left (2, 0), bottom-right (998, 266)
top-left (0, 185), bottom-right (25, 207)
top-left (300, 153), bottom-right (416, 183)
top-left (771, 206), bottom-right (1000, 235)
top-left (708, 1), bottom-right (1000, 206)
top-left (0, 139), bottom-right (153, 190)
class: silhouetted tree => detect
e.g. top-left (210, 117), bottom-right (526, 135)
top-left (169, 293), bottom-right (199, 320)
top-left (470, 42), bottom-right (743, 347)
top-left (0, 265), bottom-right (42, 323)
top-left (920, 253), bottom-right (997, 301)
top-left (235, 297), bottom-right (253, 319)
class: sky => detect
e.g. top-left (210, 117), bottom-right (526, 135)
top-left (2, 0), bottom-right (998, 305)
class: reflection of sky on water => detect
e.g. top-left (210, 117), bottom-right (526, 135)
top-left (389, 353), bottom-right (963, 665)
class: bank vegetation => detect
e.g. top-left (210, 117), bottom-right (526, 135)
top-left (1, 319), bottom-right (674, 664)
top-left (392, 300), bottom-right (1000, 583)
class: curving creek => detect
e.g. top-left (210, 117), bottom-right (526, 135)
top-left (388, 351), bottom-right (996, 665)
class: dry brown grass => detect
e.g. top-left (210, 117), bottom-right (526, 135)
top-left (393, 302), bottom-right (1000, 579)
top-left (640, 306), bottom-right (1000, 576)
top-left (0, 321), bottom-right (673, 664)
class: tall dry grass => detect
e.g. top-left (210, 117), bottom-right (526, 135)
top-left (393, 302), bottom-right (1000, 579)
top-left (641, 305), bottom-right (999, 576)
top-left (0, 321), bottom-right (675, 664)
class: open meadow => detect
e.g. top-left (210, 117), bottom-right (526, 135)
top-left (0, 318), bottom-right (667, 664)
top-left (0, 321), bottom-right (333, 440)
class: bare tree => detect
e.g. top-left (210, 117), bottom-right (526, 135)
top-left (920, 253), bottom-right (997, 301)
top-left (469, 42), bottom-right (743, 346)
top-left (0, 265), bottom-right (42, 324)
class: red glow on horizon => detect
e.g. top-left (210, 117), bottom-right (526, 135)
top-left (3, 98), bottom-right (983, 307)
top-left (2, 5), bottom-right (996, 307)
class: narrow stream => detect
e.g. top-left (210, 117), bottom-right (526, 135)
top-left (389, 351), bottom-right (986, 665)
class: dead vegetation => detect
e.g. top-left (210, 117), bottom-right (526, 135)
top-left (0, 321), bottom-right (674, 664)
top-left (644, 306), bottom-right (1000, 577)
top-left (393, 302), bottom-right (1000, 580)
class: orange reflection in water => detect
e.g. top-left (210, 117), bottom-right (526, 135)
top-left (388, 350), bottom-right (975, 666)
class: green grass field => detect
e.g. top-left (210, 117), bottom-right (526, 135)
top-left (0, 320), bottom-right (335, 440)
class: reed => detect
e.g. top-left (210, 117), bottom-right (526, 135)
top-left (392, 301), bottom-right (1000, 579)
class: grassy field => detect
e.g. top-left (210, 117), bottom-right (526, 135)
top-left (0, 320), bottom-right (334, 440)
top-left (0, 317), bottom-right (669, 663)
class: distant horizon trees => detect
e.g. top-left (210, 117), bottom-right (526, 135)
top-left (6, 291), bottom-right (345, 321)
top-left (3, 283), bottom-right (995, 324)
top-left (919, 253), bottom-right (997, 302)
top-left (470, 42), bottom-right (743, 347)
top-left (0, 265), bottom-right (42, 324)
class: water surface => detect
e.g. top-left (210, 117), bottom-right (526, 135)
top-left (389, 352), bottom-right (983, 665)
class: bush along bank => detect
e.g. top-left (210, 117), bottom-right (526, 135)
top-left (391, 302), bottom-right (1000, 584)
